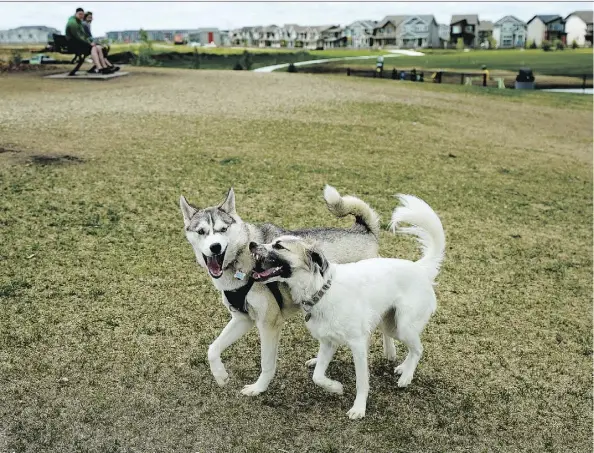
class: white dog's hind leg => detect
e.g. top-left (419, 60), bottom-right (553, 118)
top-left (241, 322), bottom-right (282, 396)
top-left (346, 339), bottom-right (370, 420)
top-left (381, 333), bottom-right (397, 362)
top-left (312, 341), bottom-right (342, 394)
top-left (305, 357), bottom-right (318, 367)
top-left (394, 323), bottom-right (423, 388)
top-left (208, 314), bottom-right (254, 386)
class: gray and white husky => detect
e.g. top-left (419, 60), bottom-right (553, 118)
top-left (179, 185), bottom-right (396, 396)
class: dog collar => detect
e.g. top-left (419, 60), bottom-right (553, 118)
top-left (301, 276), bottom-right (332, 322)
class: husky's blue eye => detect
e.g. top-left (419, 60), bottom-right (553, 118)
top-left (197, 229), bottom-right (206, 235)
top-left (219, 227), bottom-right (228, 233)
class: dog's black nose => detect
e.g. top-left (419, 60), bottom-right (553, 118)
top-left (210, 243), bottom-right (222, 254)
top-left (249, 242), bottom-right (258, 252)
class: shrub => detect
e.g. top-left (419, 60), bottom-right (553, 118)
top-left (456, 37), bottom-right (465, 51)
top-left (233, 62), bottom-right (243, 70)
top-left (529, 40), bottom-right (538, 49)
top-left (488, 36), bottom-right (497, 49)
top-left (541, 40), bottom-right (552, 51)
top-left (134, 28), bottom-right (158, 66)
top-left (553, 39), bottom-right (564, 50)
top-left (9, 49), bottom-right (23, 66)
top-left (571, 39), bottom-right (579, 49)
top-left (239, 50), bottom-right (253, 70)
top-left (287, 63), bottom-right (297, 73)
top-left (191, 48), bottom-right (201, 69)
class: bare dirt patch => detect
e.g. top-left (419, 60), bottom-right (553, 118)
top-left (29, 154), bottom-right (84, 165)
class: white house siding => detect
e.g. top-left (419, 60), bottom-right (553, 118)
top-left (0, 27), bottom-right (58, 44)
top-left (527, 18), bottom-right (546, 45)
top-left (493, 17), bottom-right (527, 48)
top-left (565, 15), bottom-right (588, 46)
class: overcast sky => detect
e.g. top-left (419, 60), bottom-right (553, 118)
top-left (1, 1), bottom-right (592, 36)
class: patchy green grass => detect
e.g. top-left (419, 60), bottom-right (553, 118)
top-left (0, 68), bottom-right (592, 453)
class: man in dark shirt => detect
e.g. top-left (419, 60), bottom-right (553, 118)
top-left (65, 7), bottom-right (112, 74)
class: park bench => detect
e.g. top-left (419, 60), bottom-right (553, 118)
top-left (51, 34), bottom-right (88, 76)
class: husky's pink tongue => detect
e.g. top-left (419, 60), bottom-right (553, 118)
top-left (254, 267), bottom-right (279, 280)
top-left (207, 256), bottom-right (222, 276)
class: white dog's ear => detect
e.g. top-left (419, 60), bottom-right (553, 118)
top-left (180, 195), bottom-right (197, 228)
top-left (307, 247), bottom-right (329, 275)
top-left (219, 188), bottom-right (236, 215)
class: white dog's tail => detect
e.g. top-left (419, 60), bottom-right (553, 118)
top-left (324, 185), bottom-right (381, 238)
top-left (389, 195), bottom-right (445, 282)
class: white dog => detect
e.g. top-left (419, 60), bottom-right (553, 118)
top-left (249, 195), bottom-right (445, 419)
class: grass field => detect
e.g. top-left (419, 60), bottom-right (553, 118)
top-left (3, 44), bottom-right (592, 74)
top-left (0, 68), bottom-right (592, 453)
top-left (311, 48), bottom-right (594, 76)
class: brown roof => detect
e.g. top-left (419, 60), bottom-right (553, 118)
top-left (567, 10), bottom-right (593, 24)
top-left (451, 15), bottom-right (479, 25)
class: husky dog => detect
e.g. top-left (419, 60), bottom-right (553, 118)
top-left (249, 195), bottom-right (445, 418)
top-left (179, 186), bottom-right (399, 396)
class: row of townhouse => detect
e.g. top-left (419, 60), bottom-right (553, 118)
top-left (226, 11), bottom-right (592, 50)
top-left (100, 10), bottom-right (592, 50)
top-left (450, 11), bottom-right (593, 49)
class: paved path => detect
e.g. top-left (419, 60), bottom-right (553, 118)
top-left (253, 49), bottom-right (424, 73)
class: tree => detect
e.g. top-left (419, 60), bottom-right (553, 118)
top-left (456, 37), bottom-right (465, 51)
top-left (488, 36), bottom-right (497, 49)
top-left (571, 39), bottom-right (578, 49)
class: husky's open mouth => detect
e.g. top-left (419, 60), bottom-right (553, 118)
top-left (252, 266), bottom-right (284, 282)
top-left (203, 252), bottom-right (225, 278)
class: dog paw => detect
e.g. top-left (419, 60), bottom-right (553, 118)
top-left (240, 383), bottom-right (267, 396)
top-left (347, 406), bottom-right (366, 420)
top-left (305, 358), bottom-right (318, 367)
top-left (384, 351), bottom-right (397, 362)
top-left (394, 364), bottom-right (406, 375)
top-left (213, 371), bottom-right (229, 387)
top-left (324, 380), bottom-right (344, 395)
top-left (397, 372), bottom-right (413, 388)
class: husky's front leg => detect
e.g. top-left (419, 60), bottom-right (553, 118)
top-left (208, 313), bottom-right (253, 386)
top-left (346, 339), bottom-right (370, 420)
top-left (241, 320), bottom-right (283, 396)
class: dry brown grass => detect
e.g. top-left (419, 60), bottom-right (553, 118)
top-left (0, 67), bottom-right (592, 453)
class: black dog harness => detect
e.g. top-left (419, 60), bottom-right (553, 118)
top-left (224, 279), bottom-right (284, 314)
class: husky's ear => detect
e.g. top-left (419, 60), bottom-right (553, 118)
top-left (180, 195), bottom-right (197, 228)
top-left (219, 188), bottom-right (236, 215)
top-left (307, 246), bottom-right (329, 275)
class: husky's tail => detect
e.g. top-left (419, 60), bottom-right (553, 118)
top-left (389, 195), bottom-right (445, 282)
top-left (324, 185), bottom-right (381, 238)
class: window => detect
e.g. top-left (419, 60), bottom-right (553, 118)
top-left (464, 25), bottom-right (473, 33)
top-left (503, 39), bottom-right (512, 46)
top-left (416, 24), bottom-right (428, 32)
top-left (452, 25), bottom-right (461, 34)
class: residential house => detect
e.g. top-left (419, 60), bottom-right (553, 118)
top-left (0, 25), bottom-right (59, 44)
top-left (230, 27), bottom-right (255, 47)
top-left (492, 16), bottom-right (527, 48)
top-left (373, 15), bottom-right (441, 48)
top-left (478, 21), bottom-right (494, 47)
top-left (565, 10), bottom-right (593, 46)
top-left (321, 25), bottom-right (346, 48)
top-left (344, 20), bottom-right (376, 48)
top-left (527, 15), bottom-right (566, 46)
top-left (188, 29), bottom-right (221, 46)
top-left (450, 14), bottom-right (480, 48)
top-left (254, 25), bottom-right (282, 47)
top-left (438, 23), bottom-right (450, 44)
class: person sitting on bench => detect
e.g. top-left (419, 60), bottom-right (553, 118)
top-left (65, 7), bottom-right (112, 74)
top-left (82, 11), bottom-right (119, 73)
